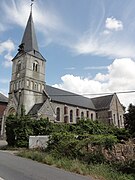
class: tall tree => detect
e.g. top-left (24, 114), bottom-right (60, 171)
top-left (125, 104), bottom-right (135, 136)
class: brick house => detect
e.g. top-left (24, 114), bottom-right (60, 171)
top-left (0, 93), bottom-right (8, 136)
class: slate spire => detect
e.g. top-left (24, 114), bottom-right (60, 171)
top-left (21, 11), bottom-right (39, 52)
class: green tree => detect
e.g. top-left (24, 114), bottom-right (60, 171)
top-left (125, 104), bottom-right (135, 136)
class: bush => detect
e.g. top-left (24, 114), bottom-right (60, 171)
top-left (112, 128), bottom-right (130, 141)
top-left (47, 132), bottom-right (80, 158)
top-left (6, 115), bottom-right (16, 146)
top-left (6, 115), bottom-right (51, 147)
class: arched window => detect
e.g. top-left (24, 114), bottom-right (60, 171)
top-left (76, 108), bottom-right (79, 117)
top-left (8, 107), bottom-right (16, 116)
top-left (38, 83), bottom-right (41, 91)
top-left (14, 83), bottom-right (16, 90)
top-left (64, 106), bottom-right (68, 115)
top-left (120, 115), bottom-right (122, 126)
top-left (91, 113), bottom-right (93, 120)
top-left (17, 60), bottom-right (21, 72)
top-left (64, 116), bottom-right (68, 123)
top-left (16, 82), bottom-right (18, 90)
top-left (42, 84), bottom-right (44, 91)
top-left (113, 114), bottom-right (116, 124)
top-left (56, 107), bottom-right (60, 121)
top-left (27, 80), bottom-right (30, 88)
top-left (86, 111), bottom-right (89, 118)
top-left (34, 83), bottom-right (37, 90)
top-left (31, 81), bottom-right (34, 89)
top-left (81, 111), bottom-right (84, 119)
top-left (19, 81), bottom-right (21, 89)
top-left (33, 61), bottom-right (38, 72)
top-left (70, 110), bottom-right (73, 122)
top-left (10, 83), bottom-right (13, 91)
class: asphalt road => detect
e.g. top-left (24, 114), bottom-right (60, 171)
top-left (0, 150), bottom-right (93, 180)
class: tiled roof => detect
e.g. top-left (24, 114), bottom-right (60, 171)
top-left (0, 93), bottom-right (8, 103)
top-left (91, 94), bottom-right (113, 110)
top-left (46, 85), bottom-right (95, 110)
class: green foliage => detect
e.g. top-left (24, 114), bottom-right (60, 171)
top-left (18, 150), bottom-right (135, 180)
top-left (6, 115), bottom-right (51, 147)
top-left (52, 123), bottom-right (71, 133)
top-left (47, 131), bottom-right (117, 164)
top-left (84, 134), bottom-right (118, 150)
top-left (47, 132), bottom-right (80, 159)
top-left (125, 104), bottom-right (135, 136)
top-left (6, 115), bottom-right (16, 146)
top-left (72, 119), bottom-right (110, 135)
top-left (6, 115), bottom-right (34, 147)
top-left (112, 128), bottom-right (130, 141)
top-left (32, 118), bottom-right (53, 135)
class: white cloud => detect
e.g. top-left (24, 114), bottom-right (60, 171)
top-left (84, 66), bottom-right (108, 70)
top-left (2, 0), bottom-right (70, 46)
top-left (73, 34), bottom-right (135, 58)
top-left (105, 17), bottom-right (123, 31)
top-left (53, 58), bottom-right (135, 108)
top-left (2, 0), bottom-right (133, 60)
top-left (0, 39), bottom-right (15, 67)
top-left (94, 73), bottom-right (109, 82)
top-left (65, 67), bottom-right (75, 70)
top-left (0, 39), bottom-right (15, 53)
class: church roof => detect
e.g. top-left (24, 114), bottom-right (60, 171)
top-left (22, 12), bottom-right (38, 52)
top-left (28, 103), bottom-right (43, 116)
top-left (91, 94), bottom-right (113, 110)
top-left (19, 11), bottom-right (46, 61)
top-left (0, 93), bottom-right (8, 103)
top-left (46, 85), bottom-right (95, 110)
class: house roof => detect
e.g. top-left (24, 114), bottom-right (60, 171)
top-left (0, 93), bottom-right (8, 103)
top-left (91, 94), bottom-right (113, 110)
top-left (46, 85), bottom-right (95, 110)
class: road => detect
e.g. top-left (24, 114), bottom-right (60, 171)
top-left (0, 150), bottom-right (93, 180)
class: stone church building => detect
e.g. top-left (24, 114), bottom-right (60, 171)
top-left (1, 10), bottom-right (125, 135)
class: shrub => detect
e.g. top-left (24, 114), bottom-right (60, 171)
top-left (6, 115), bottom-right (16, 146)
top-left (6, 115), bottom-right (51, 147)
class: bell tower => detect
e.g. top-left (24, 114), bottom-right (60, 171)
top-left (7, 6), bottom-right (46, 115)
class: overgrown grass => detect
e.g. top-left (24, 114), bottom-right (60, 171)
top-left (17, 150), bottom-right (134, 180)
top-left (0, 145), bottom-right (22, 151)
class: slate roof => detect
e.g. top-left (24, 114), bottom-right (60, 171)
top-left (91, 94), bottom-right (113, 110)
top-left (28, 103), bottom-right (43, 116)
top-left (0, 93), bottom-right (8, 103)
top-left (22, 12), bottom-right (38, 52)
top-left (20, 12), bottom-right (45, 61)
top-left (46, 85), bottom-right (95, 110)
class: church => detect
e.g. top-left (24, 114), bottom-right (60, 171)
top-left (1, 8), bottom-right (125, 135)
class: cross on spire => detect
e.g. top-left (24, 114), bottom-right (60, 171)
top-left (21, 0), bottom-right (39, 52)
top-left (30, 0), bottom-right (34, 13)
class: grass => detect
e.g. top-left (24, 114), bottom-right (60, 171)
top-left (17, 150), bottom-right (134, 180)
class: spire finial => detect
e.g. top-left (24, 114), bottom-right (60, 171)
top-left (30, 0), bottom-right (34, 13)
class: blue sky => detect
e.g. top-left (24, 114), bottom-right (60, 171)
top-left (1, 0), bottom-right (135, 108)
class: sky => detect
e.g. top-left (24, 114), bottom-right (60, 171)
top-left (1, 0), bottom-right (135, 109)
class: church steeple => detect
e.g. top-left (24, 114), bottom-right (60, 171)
top-left (5, 0), bottom-right (46, 121)
top-left (21, 11), bottom-right (39, 52)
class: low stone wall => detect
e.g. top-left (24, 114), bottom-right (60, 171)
top-left (29, 136), bottom-right (49, 149)
top-left (102, 139), bottom-right (135, 163)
